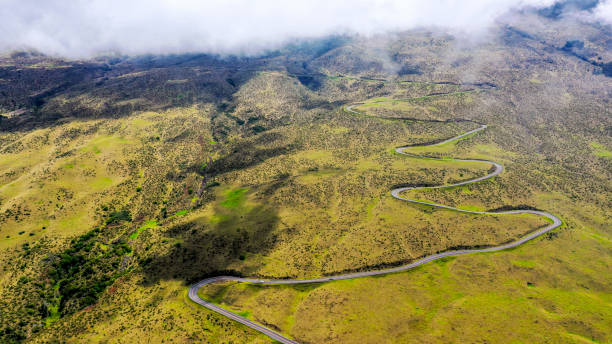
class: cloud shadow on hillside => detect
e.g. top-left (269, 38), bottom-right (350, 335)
top-left (140, 195), bottom-right (282, 286)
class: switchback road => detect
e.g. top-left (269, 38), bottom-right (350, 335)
top-left (188, 103), bottom-right (562, 344)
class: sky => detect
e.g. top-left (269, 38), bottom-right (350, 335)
top-left (0, 0), bottom-right (610, 58)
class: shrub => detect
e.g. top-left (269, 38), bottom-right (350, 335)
top-left (206, 181), bottom-right (220, 188)
top-left (106, 210), bottom-right (131, 225)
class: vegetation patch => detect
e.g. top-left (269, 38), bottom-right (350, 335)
top-left (457, 204), bottom-right (484, 211)
top-left (43, 226), bottom-right (134, 325)
top-left (590, 142), bottom-right (611, 158)
top-left (220, 188), bottom-right (248, 208)
top-left (173, 209), bottom-right (189, 217)
top-left (91, 176), bottom-right (113, 190)
top-left (129, 220), bottom-right (158, 240)
top-left (512, 260), bottom-right (536, 268)
top-left (236, 310), bottom-right (252, 318)
top-left (105, 210), bottom-right (131, 225)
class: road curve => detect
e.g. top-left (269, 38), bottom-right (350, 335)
top-left (188, 104), bottom-right (562, 344)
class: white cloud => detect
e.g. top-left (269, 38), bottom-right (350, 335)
top-left (593, 0), bottom-right (612, 23)
top-left (2, 0), bottom-right (597, 58)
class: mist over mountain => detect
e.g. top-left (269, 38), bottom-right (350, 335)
top-left (2, 0), bottom-right (610, 58)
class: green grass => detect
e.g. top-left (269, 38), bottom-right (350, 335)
top-left (220, 188), bottom-right (248, 208)
top-left (457, 204), bottom-right (484, 211)
top-left (129, 220), bottom-right (158, 240)
top-left (44, 303), bottom-right (60, 327)
top-left (91, 176), bottom-right (113, 190)
top-left (512, 260), bottom-right (536, 268)
top-left (236, 310), bottom-right (252, 318)
top-left (173, 209), bottom-right (189, 217)
top-left (44, 283), bottom-right (61, 327)
top-left (590, 142), bottom-right (611, 158)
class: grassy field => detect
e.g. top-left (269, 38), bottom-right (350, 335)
top-left (199, 219), bottom-right (610, 343)
top-left (0, 107), bottom-right (214, 250)
top-left (194, 97), bottom-right (611, 344)
top-left (352, 90), bottom-right (477, 121)
top-left (1, 85), bottom-right (559, 342)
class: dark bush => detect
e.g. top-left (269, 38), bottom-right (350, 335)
top-left (106, 210), bottom-right (131, 225)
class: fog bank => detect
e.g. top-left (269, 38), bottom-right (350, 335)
top-left (1, 0), bottom-right (609, 58)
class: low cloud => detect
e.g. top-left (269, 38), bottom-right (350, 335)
top-left (593, 0), bottom-right (612, 22)
top-left (0, 0), bottom-right (609, 58)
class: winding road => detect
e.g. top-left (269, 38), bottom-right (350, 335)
top-left (188, 103), bottom-right (562, 344)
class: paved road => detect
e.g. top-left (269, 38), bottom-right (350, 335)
top-left (188, 104), bottom-right (562, 344)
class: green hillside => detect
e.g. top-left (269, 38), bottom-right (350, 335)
top-left (0, 13), bottom-right (610, 344)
